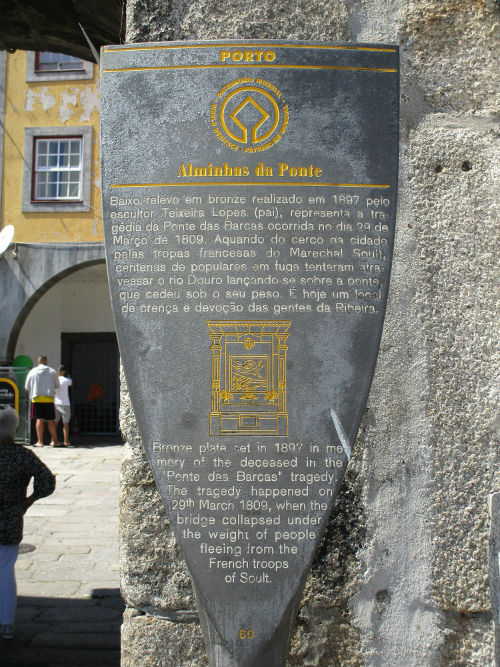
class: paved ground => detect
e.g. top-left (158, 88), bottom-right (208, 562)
top-left (1, 443), bottom-right (123, 667)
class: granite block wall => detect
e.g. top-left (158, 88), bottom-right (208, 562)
top-left (119, 2), bottom-right (500, 665)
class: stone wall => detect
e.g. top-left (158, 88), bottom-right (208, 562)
top-left (119, 1), bottom-right (500, 665)
top-left (0, 243), bottom-right (105, 364)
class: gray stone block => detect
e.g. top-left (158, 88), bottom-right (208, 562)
top-left (121, 609), bottom-right (208, 667)
top-left (120, 377), bottom-right (195, 611)
top-left (125, 0), bottom-right (351, 44)
top-left (407, 117), bottom-right (500, 613)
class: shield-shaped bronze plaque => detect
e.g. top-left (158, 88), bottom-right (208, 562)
top-left (101, 40), bottom-right (399, 667)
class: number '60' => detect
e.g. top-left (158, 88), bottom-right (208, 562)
top-left (239, 628), bottom-right (254, 639)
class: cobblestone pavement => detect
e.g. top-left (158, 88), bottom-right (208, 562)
top-left (1, 443), bottom-right (123, 666)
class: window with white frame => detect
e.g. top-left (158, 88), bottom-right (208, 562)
top-left (33, 137), bottom-right (83, 201)
top-left (26, 51), bottom-right (93, 82)
top-left (22, 126), bottom-right (92, 213)
top-left (35, 52), bottom-right (85, 72)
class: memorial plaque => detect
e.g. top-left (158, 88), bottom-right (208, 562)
top-left (101, 40), bottom-right (399, 667)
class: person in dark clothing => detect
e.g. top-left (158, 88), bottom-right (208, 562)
top-left (0, 406), bottom-right (55, 640)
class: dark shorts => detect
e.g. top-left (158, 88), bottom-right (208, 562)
top-left (31, 402), bottom-right (55, 421)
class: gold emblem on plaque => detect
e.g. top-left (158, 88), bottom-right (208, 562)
top-left (211, 78), bottom-right (289, 152)
top-left (208, 321), bottom-right (290, 436)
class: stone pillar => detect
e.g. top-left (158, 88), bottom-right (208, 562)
top-left (119, 2), bottom-right (500, 665)
top-left (490, 493), bottom-right (500, 667)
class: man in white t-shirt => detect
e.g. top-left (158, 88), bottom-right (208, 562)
top-left (54, 366), bottom-right (73, 447)
top-left (25, 356), bottom-right (60, 447)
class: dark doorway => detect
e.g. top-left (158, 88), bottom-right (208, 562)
top-left (61, 333), bottom-right (120, 436)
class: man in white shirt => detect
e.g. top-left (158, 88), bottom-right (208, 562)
top-left (24, 356), bottom-right (60, 447)
top-left (54, 365), bottom-right (73, 448)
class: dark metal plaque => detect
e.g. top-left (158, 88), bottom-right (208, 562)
top-left (0, 378), bottom-right (18, 412)
top-left (101, 40), bottom-right (399, 667)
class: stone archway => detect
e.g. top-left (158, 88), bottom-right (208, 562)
top-left (0, 242), bottom-right (105, 364)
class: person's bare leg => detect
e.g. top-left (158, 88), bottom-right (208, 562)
top-left (47, 420), bottom-right (60, 446)
top-left (35, 419), bottom-right (45, 446)
top-left (63, 422), bottom-right (71, 447)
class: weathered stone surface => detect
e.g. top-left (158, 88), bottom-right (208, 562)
top-left (408, 118), bottom-right (500, 613)
top-left (347, 118), bottom-right (500, 667)
top-left (401, 1), bottom-right (500, 115)
top-left (120, 371), bottom-right (195, 612)
top-left (439, 612), bottom-right (494, 667)
top-left (121, 609), bottom-right (208, 667)
top-left (288, 470), bottom-right (365, 666)
top-left (349, 209), bottom-right (443, 666)
top-left (125, 0), bottom-right (350, 43)
top-left (490, 493), bottom-right (500, 667)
